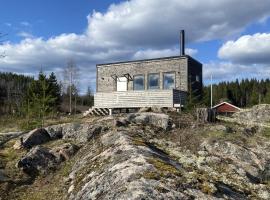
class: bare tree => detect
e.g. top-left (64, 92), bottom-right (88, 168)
top-left (63, 60), bottom-right (79, 114)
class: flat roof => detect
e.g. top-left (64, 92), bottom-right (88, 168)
top-left (96, 55), bottom-right (202, 67)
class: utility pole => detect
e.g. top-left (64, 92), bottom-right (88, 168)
top-left (69, 70), bottom-right (72, 114)
top-left (210, 75), bottom-right (213, 108)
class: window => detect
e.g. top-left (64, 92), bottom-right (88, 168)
top-left (148, 73), bottom-right (160, 89)
top-left (196, 75), bottom-right (200, 82)
top-left (163, 72), bottom-right (175, 89)
top-left (133, 75), bottom-right (145, 90)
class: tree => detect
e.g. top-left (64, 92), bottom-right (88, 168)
top-left (48, 72), bottom-right (61, 110)
top-left (62, 60), bottom-right (79, 114)
top-left (26, 71), bottom-right (57, 127)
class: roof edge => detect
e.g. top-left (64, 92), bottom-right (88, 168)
top-left (97, 55), bottom-right (189, 67)
top-left (212, 101), bottom-right (241, 110)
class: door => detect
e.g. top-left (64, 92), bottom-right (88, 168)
top-left (117, 76), bottom-right (128, 91)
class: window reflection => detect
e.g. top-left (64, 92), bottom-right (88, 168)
top-left (148, 73), bottom-right (159, 89)
top-left (133, 75), bottom-right (144, 90)
top-left (163, 72), bottom-right (175, 89)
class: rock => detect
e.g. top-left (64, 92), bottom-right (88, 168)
top-left (51, 143), bottom-right (79, 161)
top-left (209, 124), bottom-right (226, 132)
top-left (13, 137), bottom-right (24, 150)
top-left (17, 146), bottom-right (59, 175)
top-left (62, 123), bottom-right (103, 143)
top-left (231, 104), bottom-right (270, 126)
top-left (127, 112), bottom-right (173, 130)
top-left (259, 161), bottom-right (270, 183)
top-left (114, 118), bottom-right (130, 127)
top-left (45, 125), bottom-right (63, 139)
top-left (242, 126), bottom-right (258, 137)
top-left (22, 128), bottom-right (51, 149)
top-left (151, 106), bottom-right (165, 113)
top-left (138, 107), bottom-right (151, 113)
top-left (0, 170), bottom-right (10, 182)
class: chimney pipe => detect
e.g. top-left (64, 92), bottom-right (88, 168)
top-left (180, 30), bottom-right (185, 56)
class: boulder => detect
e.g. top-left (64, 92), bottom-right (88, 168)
top-left (242, 126), bottom-right (258, 137)
top-left (138, 107), bottom-right (151, 113)
top-left (17, 146), bottom-right (59, 175)
top-left (62, 123), bottom-right (103, 143)
top-left (51, 143), bottom-right (79, 162)
top-left (22, 128), bottom-right (51, 149)
top-left (45, 125), bottom-right (63, 139)
top-left (127, 112), bottom-right (173, 130)
top-left (114, 118), bottom-right (130, 127)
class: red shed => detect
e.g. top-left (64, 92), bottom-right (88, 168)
top-left (212, 102), bottom-right (241, 115)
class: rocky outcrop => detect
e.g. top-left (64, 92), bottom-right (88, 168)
top-left (45, 123), bottom-right (105, 143)
top-left (66, 130), bottom-right (189, 200)
top-left (21, 128), bottom-right (51, 149)
top-left (17, 146), bottom-right (58, 175)
top-left (17, 143), bottom-right (79, 176)
top-left (220, 104), bottom-right (270, 128)
top-left (126, 112), bottom-right (173, 130)
top-left (233, 104), bottom-right (270, 123)
top-left (51, 143), bottom-right (79, 161)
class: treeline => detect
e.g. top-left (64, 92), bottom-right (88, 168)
top-left (203, 78), bottom-right (270, 107)
top-left (0, 71), bottom-right (94, 119)
top-left (0, 72), bottom-right (33, 114)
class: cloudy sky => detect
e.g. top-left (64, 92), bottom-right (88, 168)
top-left (0, 0), bottom-right (270, 93)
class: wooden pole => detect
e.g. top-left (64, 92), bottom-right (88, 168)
top-left (211, 75), bottom-right (213, 108)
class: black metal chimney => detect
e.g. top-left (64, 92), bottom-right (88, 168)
top-left (180, 30), bottom-right (185, 56)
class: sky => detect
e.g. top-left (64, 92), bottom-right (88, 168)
top-left (0, 0), bottom-right (270, 93)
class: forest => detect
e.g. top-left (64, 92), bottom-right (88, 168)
top-left (203, 78), bottom-right (270, 107)
top-left (0, 71), bottom-right (94, 127)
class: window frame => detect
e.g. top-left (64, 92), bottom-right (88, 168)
top-left (147, 73), bottom-right (160, 90)
top-left (163, 71), bottom-right (176, 90)
top-left (133, 74), bottom-right (145, 90)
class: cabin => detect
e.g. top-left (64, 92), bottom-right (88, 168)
top-left (212, 102), bottom-right (241, 116)
top-left (86, 31), bottom-right (203, 115)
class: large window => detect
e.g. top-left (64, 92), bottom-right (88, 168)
top-left (148, 73), bottom-right (160, 89)
top-left (133, 75), bottom-right (145, 90)
top-left (163, 72), bottom-right (175, 89)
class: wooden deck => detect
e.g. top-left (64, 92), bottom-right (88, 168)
top-left (94, 89), bottom-right (186, 108)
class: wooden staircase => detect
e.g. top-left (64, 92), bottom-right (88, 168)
top-left (83, 107), bottom-right (110, 116)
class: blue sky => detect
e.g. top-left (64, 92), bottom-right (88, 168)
top-left (0, 0), bottom-right (270, 93)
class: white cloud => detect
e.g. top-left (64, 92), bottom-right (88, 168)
top-left (1, 0), bottom-right (270, 92)
top-left (20, 21), bottom-right (31, 27)
top-left (132, 48), bottom-right (197, 60)
top-left (4, 23), bottom-right (12, 27)
top-left (86, 0), bottom-right (270, 47)
top-left (218, 33), bottom-right (270, 64)
top-left (17, 31), bottom-right (34, 39)
top-left (203, 61), bottom-right (270, 82)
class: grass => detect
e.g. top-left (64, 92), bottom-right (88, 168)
top-left (261, 127), bottom-right (270, 139)
top-left (0, 114), bottom-right (84, 132)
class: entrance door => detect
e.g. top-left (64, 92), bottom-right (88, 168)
top-left (117, 76), bottom-right (128, 91)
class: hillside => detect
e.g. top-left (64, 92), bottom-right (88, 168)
top-left (0, 108), bottom-right (270, 200)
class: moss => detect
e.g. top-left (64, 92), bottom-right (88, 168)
top-left (200, 182), bottom-right (216, 194)
top-left (132, 137), bottom-right (147, 146)
top-left (147, 158), bottom-right (182, 177)
top-left (142, 171), bottom-right (160, 180)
